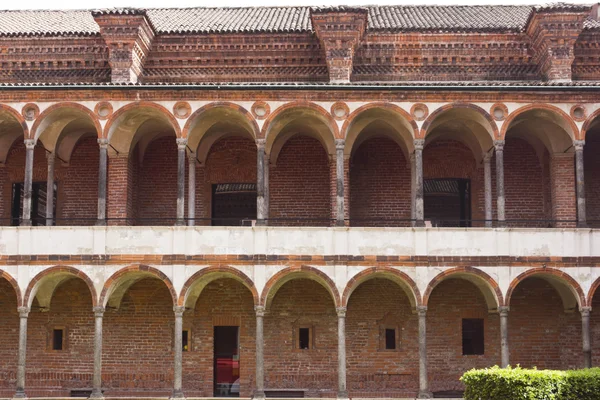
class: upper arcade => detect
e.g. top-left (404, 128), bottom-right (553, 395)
top-left (1, 3), bottom-right (600, 84)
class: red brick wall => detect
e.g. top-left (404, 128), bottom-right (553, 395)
top-left (137, 136), bottom-right (178, 225)
top-left (107, 156), bottom-right (132, 224)
top-left (0, 278), bottom-right (19, 398)
top-left (346, 278), bottom-right (418, 398)
top-left (427, 279), bottom-right (500, 393)
top-left (264, 279), bottom-right (337, 397)
top-left (58, 137), bottom-right (99, 225)
top-left (591, 291), bottom-right (600, 367)
top-left (26, 279), bottom-right (94, 397)
top-left (509, 278), bottom-right (582, 370)
top-left (183, 278), bottom-right (256, 397)
top-left (550, 154), bottom-right (577, 227)
top-left (349, 137), bottom-right (411, 226)
top-left (584, 134), bottom-right (600, 226)
top-left (103, 278), bottom-right (174, 396)
top-left (270, 136), bottom-right (331, 226)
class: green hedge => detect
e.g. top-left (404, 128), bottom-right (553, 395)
top-left (460, 366), bottom-right (600, 400)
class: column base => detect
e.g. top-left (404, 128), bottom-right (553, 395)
top-left (417, 391), bottom-right (433, 399)
top-left (169, 391), bottom-right (185, 400)
top-left (95, 219), bottom-right (107, 226)
top-left (89, 389), bottom-right (104, 399)
top-left (252, 391), bottom-right (266, 400)
top-left (255, 219), bottom-right (267, 227)
top-left (20, 220), bottom-right (31, 227)
top-left (335, 220), bottom-right (345, 227)
top-left (12, 390), bottom-right (27, 400)
top-left (175, 219), bottom-right (186, 227)
top-left (336, 391), bottom-right (349, 400)
top-left (414, 219), bottom-right (425, 228)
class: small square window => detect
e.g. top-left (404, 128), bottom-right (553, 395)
top-left (52, 328), bottom-right (64, 351)
top-left (182, 330), bottom-right (190, 352)
top-left (462, 319), bottom-right (484, 355)
top-left (299, 328), bottom-right (310, 350)
top-left (385, 328), bottom-right (396, 350)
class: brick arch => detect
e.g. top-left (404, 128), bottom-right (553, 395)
top-left (100, 265), bottom-right (177, 308)
top-left (182, 102), bottom-right (259, 139)
top-left (500, 103), bottom-right (579, 141)
top-left (178, 265), bottom-right (259, 309)
top-left (423, 267), bottom-right (503, 310)
top-left (342, 267), bottom-right (421, 309)
top-left (587, 276), bottom-right (600, 308)
top-left (260, 265), bottom-right (341, 310)
top-left (30, 102), bottom-right (101, 142)
top-left (582, 107), bottom-right (600, 140)
top-left (0, 269), bottom-right (22, 307)
top-left (0, 103), bottom-right (28, 137)
top-left (24, 266), bottom-right (97, 309)
top-left (505, 267), bottom-right (585, 310)
top-left (420, 102), bottom-right (499, 139)
top-left (261, 101), bottom-right (339, 139)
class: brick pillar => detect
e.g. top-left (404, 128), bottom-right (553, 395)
top-left (550, 152), bottom-right (577, 227)
top-left (107, 155), bottom-right (133, 225)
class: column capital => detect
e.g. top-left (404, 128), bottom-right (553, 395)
top-left (97, 138), bottom-right (109, 149)
top-left (580, 306), bottom-right (592, 316)
top-left (176, 138), bottom-right (188, 149)
top-left (336, 306), bottom-right (347, 318)
top-left (46, 151), bottom-right (56, 162)
top-left (414, 139), bottom-right (425, 151)
top-left (483, 151), bottom-right (493, 163)
top-left (173, 305), bottom-right (186, 317)
top-left (24, 139), bottom-right (35, 149)
top-left (574, 140), bottom-right (585, 152)
top-left (417, 305), bottom-right (427, 316)
top-left (93, 306), bottom-right (105, 317)
top-left (256, 138), bottom-right (266, 149)
top-left (493, 140), bottom-right (505, 152)
top-left (187, 152), bottom-right (197, 163)
top-left (255, 305), bottom-right (266, 317)
top-left (498, 306), bottom-right (510, 316)
top-left (335, 138), bottom-right (345, 151)
top-left (18, 306), bottom-right (30, 318)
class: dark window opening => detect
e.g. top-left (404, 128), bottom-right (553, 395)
top-left (182, 330), bottom-right (189, 352)
top-left (299, 328), bottom-right (310, 350)
top-left (11, 182), bottom-right (57, 226)
top-left (462, 318), bottom-right (484, 355)
top-left (424, 178), bottom-right (471, 227)
top-left (212, 183), bottom-right (257, 226)
top-left (52, 328), bottom-right (64, 351)
top-left (385, 328), bottom-right (396, 350)
top-left (214, 326), bottom-right (240, 397)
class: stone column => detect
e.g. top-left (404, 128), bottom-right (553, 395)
top-left (14, 306), bottom-right (29, 399)
top-left (91, 306), bottom-right (105, 399)
top-left (574, 140), bottom-right (587, 227)
top-left (176, 139), bottom-right (187, 226)
top-left (414, 139), bottom-right (425, 227)
top-left (264, 152), bottom-right (270, 222)
top-left (494, 140), bottom-right (506, 226)
top-left (45, 152), bottom-right (55, 226)
top-left (581, 307), bottom-right (592, 368)
top-left (335, 139), bottom-right (345, 227)
top-left (256, 139), bottom-right (266, 226)
top-left (410, 153), bottom-right (416, 227)
top-left (417, 306), bottom-right (431, 399)
top-left (499, 306), bottom-right (509, 368)
top-left (97, 139), bottom-right (108, 225)
top-left (187, 153), bottom-right (196, 227)
top-left (254, 306), bottom-right (266, 400)
top-left (172, 306), bottom-right (185, 399)
top-left (21, 139), bottom-right (35, 226)
top-left (484, 152), bottom-right (493, 228)
top-left (336, 307), bottom-right (348, 399)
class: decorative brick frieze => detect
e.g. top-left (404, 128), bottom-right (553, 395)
top-left (310, 7), bottom-right (368, 83)
top-left (92, 9), bottom-right (155, 83)
top-left (527, 5), bottom-right (591, 82)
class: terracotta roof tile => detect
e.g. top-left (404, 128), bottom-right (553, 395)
top-left (0, 10), bottom-right (99, 36)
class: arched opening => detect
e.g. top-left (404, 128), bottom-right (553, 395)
top-left (584, 113), bottom-right (600, 227)
top-left (589, 279), bottom-right (600, 366)
top-left (507, 272), bottom-right (583, 370)
top-left (0, 274), bottom-right (20, 397)
top-left (503, 106), bottom-right (576, 227)
top-left (345, 277), bottom-right (418, 397)
top-left (422, 106), bottom-right (495, 227)
top-left (345, 107), bottom-right (415, 227)
top-left (265, 105), bottom-right (336, 227)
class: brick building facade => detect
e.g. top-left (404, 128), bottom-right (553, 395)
top-left (1, 3), bottom-right (600, 400)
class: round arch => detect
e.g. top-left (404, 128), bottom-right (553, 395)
top-left (342, 267), bottom-right (421, 309)
top-left (587, 276), bottom-right (600, 307)
top-left (420, 103), bottom-right (498, 163)
top-left (261, 102), bottom-right (338, 164)
top-left (0, 269), bottom-right (22, 307)
top-left (100, 265), bottom-right (177, 309)
top-left (24, 266), bottom-right (97, 309)
top-left (342, 102), bottom-right (418, 159)
top-left (0, 104), bottom-right (29, 164)
top-left (260, 266), bottom-right (341, 310)
top-left (505, 267), bottom-right (585, 311)
top-left (582, 108), bottom-right (600, 140)
top-left (501, 104), bottom-right (578, 153)
top-left (423, 267), bottom-right (503, 310)
top-left (178, 265), bottom-right (259, 309)
top-left (103, 102), bottom-right (181, 155)
top-left (30, 102), bottom-right (102, 163)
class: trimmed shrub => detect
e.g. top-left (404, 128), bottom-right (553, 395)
top-left (460, 366), bottom-right (600, 400)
